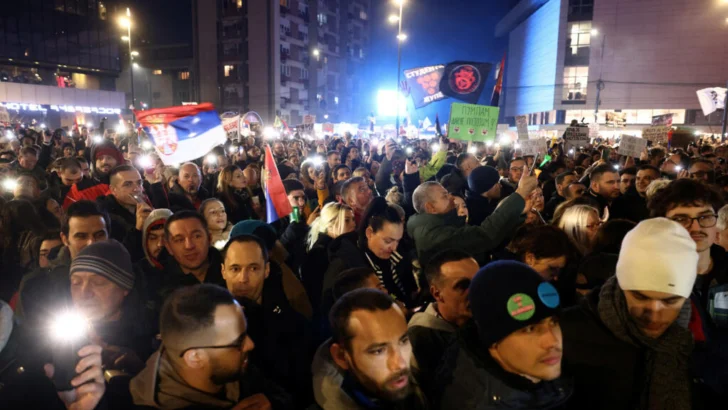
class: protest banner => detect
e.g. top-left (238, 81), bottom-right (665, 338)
top-left (515, 115), bottom-right (529, 140)
top-left (606, 112), bottom-right (626, 127)
top-left (439, 61), bottom-right (492, 104)
top-left (563, 126), bottom-right (590, 153)
top-left (447, 103), bottom-right (499, 142)
top-left (518, 139), bottom-right (547, 157)
top-left (300, 114), bottom-right (315, 135)
top-left (588, 123), bottom-right (600, 139)
top-left (0, 107), bottom-right (9, 123)
top-left (696, 87), bottom-right (727, 116)
top-left (618, 135), bottom-right (647, 158)
top-left (652, 113), bottom-right (673, 127)
top-left (323, 122), bottom-right (334, 133)
top-left (403, 65), bottom-right (447, 108)
top-left (222, 115), bottom-right (240, 133)
top-left (642, 126), bottom-right (670, 144)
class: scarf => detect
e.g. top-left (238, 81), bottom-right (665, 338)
top-left (364, 249), bottom-right (407, 303)
top-left (597, 277), bottom-right (693, 410)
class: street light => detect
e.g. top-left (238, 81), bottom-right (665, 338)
top-left (132, 62), bottom-right (139, 68)
top-left (121, 35), bottom-right (129, 41)
top-left (119, 7), bottom-right (136, 122)
top-left (390, 0), bottom-right (406, 134)
top-left (131, 51), bottom-right (139, 57)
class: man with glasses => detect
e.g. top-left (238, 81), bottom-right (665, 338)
top-left (130, 284), bottom-right (292, 409)
top-left (688, 158), bottom-right (714, 183)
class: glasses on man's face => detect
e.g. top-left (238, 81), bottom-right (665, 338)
top-left (178, 331), bottom-right (248, 357)
top-left (670, 214), bottom-right (718, 229)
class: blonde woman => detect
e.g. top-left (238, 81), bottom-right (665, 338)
top-left (301, 203), bottom-right (356, 307)
top-left (557, 204), bottom-right (602, 255)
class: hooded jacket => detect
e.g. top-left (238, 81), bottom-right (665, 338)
top-left (143, 209), bottom-right (174, 268)
top-left (130, 348), bottom-right (293, 409)
top-left (407, 193), bottom-right (526, 267)
top-left (436, 322), bottom-right (572, 410)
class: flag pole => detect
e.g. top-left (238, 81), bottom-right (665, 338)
top-left (722, 80), bottom-right (728, 142)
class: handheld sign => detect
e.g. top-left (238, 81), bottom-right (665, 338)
top-left (447, 103), bottom-right (499, 143)
top-left (563, 126), bottom-right (590, 154)
top-left (519, 139), bottom-right (547, 157)
top-left (516, 115), bottom-right (529, 140)
top-left (619, 135), bottom-right (648, 158)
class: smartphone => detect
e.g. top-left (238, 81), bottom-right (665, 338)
top-left (528, 153), bottom-right (540, 176)
top-left (52, 335), bottom-right (88, 391)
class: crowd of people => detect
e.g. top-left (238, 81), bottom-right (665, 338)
top-left (0, 121), bottom-right (727, 410)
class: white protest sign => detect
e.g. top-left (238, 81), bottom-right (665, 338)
top-left (563, 126), bottom-right (590, 153)
top-left (515, 115), bottom-right (529, 140)
top-left (588, 123), bottom-right (600, 139)
top-left (642, 126), bottom-right (670, 144)
top-left (618, 135), bottom-right (647, 158)
top-left (518, 139), bottom-right (547, 157)
top-left (222, 115), bottom-right (240, 133)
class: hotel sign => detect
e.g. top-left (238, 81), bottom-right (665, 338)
top-left (0, 102), bottom-right (122, 115)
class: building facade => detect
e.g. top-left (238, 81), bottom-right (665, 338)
top-left (0, 1), bottom-right (125, 128)
top-left (192, 0), bottom-right (371, 126)
top-left (496, 0), bottom-right (728, 133)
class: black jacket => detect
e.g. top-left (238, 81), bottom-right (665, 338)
top-left (97, 194), bottom-right (136, 242)
top-left (216, 190), bottom-right (257, 225)
top-left (238, 267), bottom-right (314, 408)
top-left (543, 193), bottom-right (565, 222)
top-left (300, 234), bottom-right (333, 310)
top-left (435, 321), bottom-right (572, 410)
top-left (158, 247), bottom-right (225, 301)
top-left (610, 188), bottom-right (649, 223)
top-left (278, 218), bottom-right (309, 275)
top-left (586, 189), bottom-right (611, 217)
top-left (465, 190), bottom-right (499, 226)
top-left (560, 288), bottom-right (701, 410)
top-left (165, 183), bottom-right (210, 212)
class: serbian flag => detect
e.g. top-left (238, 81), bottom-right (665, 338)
top-left (263, 145), bottom-right (292, 223)
top-left (490, 52), bottom-right (506, 107)
top-left (135, 103), bottom-right (227, 166)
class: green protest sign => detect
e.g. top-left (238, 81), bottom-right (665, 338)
top-left (447, 103), bottom-right (500, 142)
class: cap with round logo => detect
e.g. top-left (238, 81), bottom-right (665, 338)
top-left (537, 282), bottom-right (560, 309)
top-left (507, 293), bottom-right (536, 321)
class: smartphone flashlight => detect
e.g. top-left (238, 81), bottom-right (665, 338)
top-left (468, 146), bottom-right (477, 154)
top-left (486, 141), bottom-right (493, 147)
top-left (141, 140), bottom-right (153, 150)
top-left (514, 143), bottom-right (521, 149)
top-left (675, 165), bottom-right (683, 171)
top-left (137, 155), bottom-right (153, 169)
top-left (40, 123), bottom-right (46, 129)
top-left (431, 143), bottom-right (440, 152)
top-left (50, 311), bottom-right (89, 391)
top-left (311, 156), bottom-right (324, 168)
top-left (406, 147), bottom-right (413, 155)
top-left (613, 164), bottom-right (620, 170)
top-left (5, 130), bottom-right (15, 139)
top-left (93, 136), bottom-right (103, 143)
top-left (206, 154), bottom-right (218, 164)
top-left (2, 179), bottom-right (18, 191)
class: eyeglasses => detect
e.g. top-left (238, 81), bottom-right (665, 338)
top-left (670, 214), bottom-right (718, 229)
top-left (178, 331), bottom-right (248, 357)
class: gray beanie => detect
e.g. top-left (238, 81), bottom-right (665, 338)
top-left (70, 240), bottom-right (135, 290)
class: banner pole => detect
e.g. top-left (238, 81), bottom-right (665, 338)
top-left (721, 80), bottom-right (728, 142)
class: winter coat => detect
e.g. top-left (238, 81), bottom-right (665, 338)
top-left (435, 321), bottom-right (572, 410)
top-left (216, 190), bottom-right (257, 224)
top-left (97, 194), bottom-right (136, 242)
top-left (62, 176), bottom-right (110, 209)
top-left (165, 183), bottom-right (211, 212)
top-left (408, 303), bottom-right (457, 391)
top-left (311, 339), bottom-right (428, 410)
top-left (158, 247), bottom-right (226, 301)
top-left (130, 348), bottom-right (293, 409)
top-left (543, 193), bottom-right (566, 222)
top-left (465, 190), bottom-right (499, 226)
top-left (16, 246), bottom-right (72, 328)
top-left (610, 188), bottom-right (649, 223)
top-left (238, 268), bottom-right (314, 408)
top-left (301, 234), bottom-right (334, 310)
top-left (278, 218), bottom-right (309, 274)
top-left (407, 193), bottom-right (526, 267)
top-left (560, 287), bottom-right (702, 410)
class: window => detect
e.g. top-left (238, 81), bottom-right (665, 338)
top-left (334, 96), bottom-right (339, 105)
top-left (223, 42), bottom-right (240, 56)
top-left (153, 70), bottom-right (162, 75)
top-left (300, 68), bottom-right (309, 80)
top-left (317, 13), bottom-right (327, 26)
top-left (224, 65), bottom-right (235, 77)
top-left (99, 2), bottom-right (107, 19)
top-left (280, 64), bottom-right (291, 77)
top-left (360, 10), bottom-right (367, 20)
top-left (567, 21), bottom-right (591, 55)
top-left (568, 0), bottom-right (594, 17)
top-left (237, 0), bottom-right (243, 9)
top-left (359, 48), bottom-right (365, 59)
top-left (563, 66), bottom-right (588, 101)
top-left (179, 71), bottom-right (190, 80)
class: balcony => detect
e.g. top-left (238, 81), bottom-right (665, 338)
top-left (280, 51), bottom-right (290, 62)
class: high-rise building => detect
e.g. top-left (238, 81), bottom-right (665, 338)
top-left (0, 1), bottom-right (125, 128)
top-left (192, 0), bottom-right (371, 126)
top-left (496, 0), bottom-right (728, 133)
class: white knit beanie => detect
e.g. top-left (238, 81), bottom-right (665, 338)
top-left (616, 218), bottom-right (698, 298)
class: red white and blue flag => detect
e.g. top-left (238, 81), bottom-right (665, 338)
top-left (263, 145), bottom-right (292, 223)
top-left (135, 103), bottom-right (227, 166)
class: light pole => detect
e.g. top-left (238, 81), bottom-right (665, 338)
top-left (120, 8), bottom-right (135, 118)
top-left (390, 0), bottom-right (406, 134)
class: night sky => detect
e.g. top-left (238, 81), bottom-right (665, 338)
top-left (124, 0), bottom-right (519, 123)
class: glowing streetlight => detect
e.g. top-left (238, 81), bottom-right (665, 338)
top-left (391, 0), bottom-right (406, 132)
top-left (131, 51), bottom-right (139, 57)
top-left (312, 49), bottom-right (320, 56)
top-left (120, 7), bottom-right (137, 122)
top-left (132, 62), bottom-right (139, 68)
top-left (118, 17), bottom-right (131, 29)
top-left (121, 35), bottom-right (130, 42)
top-left (388, 15), bottom-right (400, 23)
top-left (397, 33), bottom-right (407, 41)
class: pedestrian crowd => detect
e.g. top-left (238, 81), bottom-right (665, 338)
top-left (0, 121), bottom-right (727, 410)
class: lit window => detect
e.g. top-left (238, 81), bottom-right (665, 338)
top-left (568, 21), bottom-right (592, 55)
top-left (360, 11), bottom-right (367, 20)
top-left (224, 65), bottom-right (234, 77)
top-left (99, 2), bottom-right (107, 20)
top-left (300, 68), bottom-right (309, 80)
top-left (237, 0), bottom-right (243, 9)
top-left (179, 71), bottom-right (190, 80)
top-left (153, 70), bottom-right (162, 75)
top-left (359, 48), bottom-right (365, 59)
top-left (334, 96), bottom-right (339, 104)
top-left (563, 66), bottom-right (588, 101)
top-left (317, 13), bottom-right (327, 26)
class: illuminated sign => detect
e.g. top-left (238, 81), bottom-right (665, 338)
top-left (0, 102), bottom-right (122, 115)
